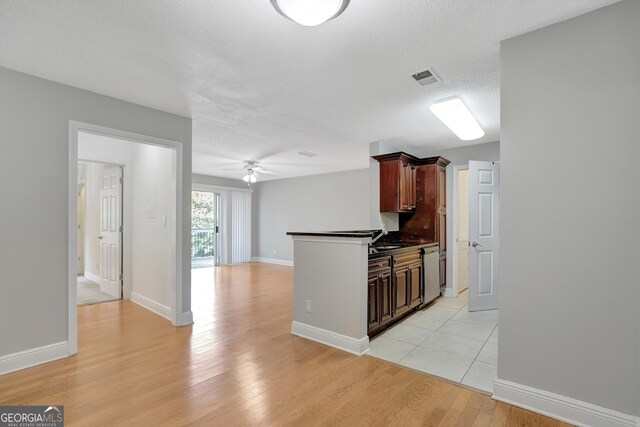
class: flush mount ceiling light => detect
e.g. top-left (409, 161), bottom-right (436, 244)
top-left (430, 97), bottom-right (485, 141)
top-left (269, 0), bottom-right (350, 27)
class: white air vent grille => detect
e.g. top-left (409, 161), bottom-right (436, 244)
top-left (412, 68), bottom-right (441, 87)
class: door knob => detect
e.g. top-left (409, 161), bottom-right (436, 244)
top-left (471, 241), bottom-right (481, 247)
top-left (98, 236), bottom-right (103, 240)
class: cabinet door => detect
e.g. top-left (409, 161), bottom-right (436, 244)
top-left (379, 271), bottom-right (393, 324)
top-left (408, 262), bottom-right (423, 308)
top-left (399, 161), bottom-right (410, 211)
top-left (377, 157), bottom-right (416, 213)
top-left (437, 164), bottom-right (446, 210)
top-left (437, 210), bottom-right (446, 254)
top-left (368, 274), bottom-right (381, 330)
top-left (409, 164), bottom-right (417, 209)
top-left (393, 266), bottom-right (410, 316)
top-left (436, 164), bottom-right (447, 254)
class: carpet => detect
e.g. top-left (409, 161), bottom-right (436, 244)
top-left (77, 276), bottom-right (119, 307)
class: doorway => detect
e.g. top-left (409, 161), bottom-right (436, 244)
top-left (68, 121), bottom-right (187, 356)
top-left (76, 160), bottom-right (123, 306)
top-left (455, 168), bottom-right (470, 294)
top-left (191, 190), bottom-right (221, 268)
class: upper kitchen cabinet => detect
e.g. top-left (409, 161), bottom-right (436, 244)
top-left (372, 152), bottom-right (419, 213)
top-left (399, 156), bottom-right (450, 289)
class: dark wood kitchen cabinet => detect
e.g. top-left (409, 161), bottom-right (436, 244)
top-left (367, 256), bottom-right (393, 332)
top-left (392, 266), bottom-right (410, 316)
top-left (371, 151), bottom-right (451, 305)
top-left (367, 274), bottom-right (381, 330)
top-left (392, 248), bottom-right (422, 314)
top-left (373, 152), bottom-right (419, 213)
top-left (408, 261), bottom-right (423, 309)
top-left (436, 162), bottom-right (447, 289)
top-left (398, 156), bottom-right (451, 292)
top-left (368, 248), bottom-right (423, 336)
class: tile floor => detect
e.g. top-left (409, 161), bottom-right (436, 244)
top-left (367, 290), bottom-right (499, 394)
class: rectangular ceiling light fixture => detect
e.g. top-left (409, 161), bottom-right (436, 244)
top-left (430, 97), bottom-right (485, 141)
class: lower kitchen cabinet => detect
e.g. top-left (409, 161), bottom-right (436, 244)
top-left (380, 273), bottom-right (393, 324)
top-left (408, 261), bottom-right (423, 309)
top-left (368, 247), bottom-right (425, 336)
top-left (367, 274), bottom-right (381, 330)
top-left (368, 270), bottom-right (393, 331)
top-left (393, 266), bottom-right (410, 317)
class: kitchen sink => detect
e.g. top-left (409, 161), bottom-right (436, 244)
top-left (374, 245), bottom-right (402, 250)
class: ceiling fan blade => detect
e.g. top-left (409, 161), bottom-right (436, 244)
top-left (257, 170), bottom-right (278, 175)
top-left (220, 167), bottom-right (244, 171)
top-left (211, 161), bottom-right (244, 167)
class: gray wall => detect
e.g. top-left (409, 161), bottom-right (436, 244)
top-left (0, 67), bottom-right (192, 357)
top-left (192, 174), bottom-right (247, 189)
top-left (411, 141), bottom-right (500, 168)
top-left (411, 142), bottom-right (500, 293)
top-left (500, 0), bottom-right (639, 416)
top-left (252, 169), bottom-right (369, 262)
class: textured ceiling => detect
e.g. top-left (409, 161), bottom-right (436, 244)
top-left (0, 0), bottom-right (618, 180)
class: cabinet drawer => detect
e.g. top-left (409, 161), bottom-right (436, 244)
top-left (392, 250), bottom-right (421, 268)
top-left (368, 256), bottom-right (391, 273)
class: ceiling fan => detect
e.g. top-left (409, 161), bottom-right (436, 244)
top-left (221, 161), bottom-right (277, 185)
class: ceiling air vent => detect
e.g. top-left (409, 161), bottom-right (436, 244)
top-left (412, 68), bottom-right (441, 87)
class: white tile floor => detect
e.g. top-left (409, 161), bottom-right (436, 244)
top-left (367, 290), bottom-right (499, 394)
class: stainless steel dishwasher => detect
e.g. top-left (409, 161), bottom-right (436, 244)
top-left (423, 246), bottom-right (440, 304)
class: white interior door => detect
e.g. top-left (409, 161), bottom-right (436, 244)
top-left (99, 167), bottom-right (122, 298)
top-left (468, 161), bottom-right (500, 311)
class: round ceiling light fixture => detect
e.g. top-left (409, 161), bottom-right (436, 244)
top-left (269, 0), bottom-right (350, 27)
top-left (242, 172), bottom-right (257, 183)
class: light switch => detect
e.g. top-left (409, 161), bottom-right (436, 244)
top-left (162, 215), bottom-right (167, 226)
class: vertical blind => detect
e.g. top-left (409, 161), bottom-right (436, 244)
top-left (229, 191), bottom-right (252, 264)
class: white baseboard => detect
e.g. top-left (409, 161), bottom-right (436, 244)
top-left (130, 292), bottom-right (172, 321)
top-left (443, 287), bottom-right (457, 297)
top-left (493, 379), bottom-right (639, 427)
top-left (251, 257), bottom-right (293, 267)
top-left (0, 341), bottom-right (69, 375)
top-left (83, 271), bottom-right (120, 298)
top-left (291, 321), bottom-right (369, 356)
top-left (175, 311), bottom-right (193, 326)
top-left (83, 271), bottom-right (100, 284)
top-left (100, 281), bottom-right (120, 298)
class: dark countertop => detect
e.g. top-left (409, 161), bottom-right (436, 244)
top-left (286, 230), bottom-right (383, 238)
top-left (369, 242), bottom-right (438, 258)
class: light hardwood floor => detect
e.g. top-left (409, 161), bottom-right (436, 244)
top-left (0, 263), bottom-right (569, 426)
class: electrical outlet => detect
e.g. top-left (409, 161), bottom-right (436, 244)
top-left (305, 299), bottom-right (312, 313)
top-left (273, 249), bottom-right (277, 255)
